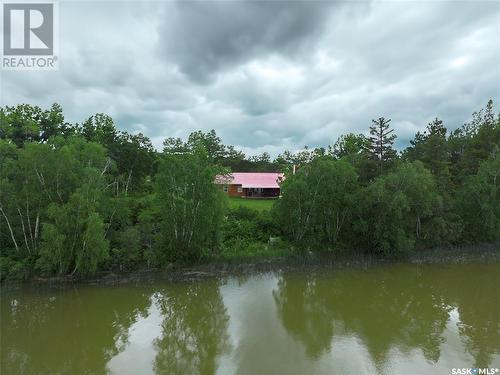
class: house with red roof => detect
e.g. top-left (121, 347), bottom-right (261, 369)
top-left (215, 172), bottom-right (284, 198)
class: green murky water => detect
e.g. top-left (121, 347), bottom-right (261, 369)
top-left (1, 262), bottom-right (499, 374)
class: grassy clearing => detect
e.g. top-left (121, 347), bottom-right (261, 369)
top-left (227, 197), bottom-right (277, 211)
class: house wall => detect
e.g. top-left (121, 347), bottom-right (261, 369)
top-left (221, 184), bottom-right (244, 197)
top-left (228, 184), bottom-right (244, 197)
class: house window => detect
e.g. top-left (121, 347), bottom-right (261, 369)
top-left (223, 185), bottom-right (228, 193)
top-left (237, 186), bottom-right (243, 193)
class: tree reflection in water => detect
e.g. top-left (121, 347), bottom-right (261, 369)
top-left (438, 263), bottom-right (500, 367)
top-left (273, 263), bottom-right (500, 369)
top-left (153, 279), bottom-right (231, 375)
top-left (1, 285), bottom-right (151, 375)
top-left (1, 263), bottom-right (498, 374)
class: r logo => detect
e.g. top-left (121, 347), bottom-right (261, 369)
top-left (3, 3), bottom-right (54, 55)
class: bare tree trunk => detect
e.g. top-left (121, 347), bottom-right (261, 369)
top-left (0, 206), bottom-right (19, 251)
top-left (71, 263), bottom-right (78, 276)
top-left (334, 211), bottom-right (340, 243)
top-left (298, 174), bottom-right (323, 242)
top-left (34, 213), bottom-right (40, 251)
top-left (34, 167), bottom-right (54, 202)
top-left (125, 169), bottom-right (133, 196)
top-left (17, 208), bottom-right (31, 254)
top-left (105, 209), bottom-right (116, 237)
top-left (26, 198), bottom-right (36, 251)
top-left (100, 158), bottom-right (112, 177)
top-left (56, 178), bottom-right (64, 203)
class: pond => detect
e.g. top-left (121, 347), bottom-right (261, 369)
top-left (1, 261), bottom-right (499, 374)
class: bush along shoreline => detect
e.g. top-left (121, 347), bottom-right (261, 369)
top-left (1, 100), bottom-right (499, 282)
top-left (5, 242), bottom-right (500, 287)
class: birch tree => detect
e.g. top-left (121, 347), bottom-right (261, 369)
top-left (273, 157), bottom-right (358, 248)
top-left (155, 145), bottom-right (226, 263)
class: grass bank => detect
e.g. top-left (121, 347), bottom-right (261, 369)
top-left (227, 197), bottom-right (276, 211)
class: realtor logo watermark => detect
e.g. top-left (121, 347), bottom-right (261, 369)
top-left (2, 1), bottom-right (59, 70)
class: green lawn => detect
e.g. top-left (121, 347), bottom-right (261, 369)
top-left (227, 197), bottom-right (277, 211)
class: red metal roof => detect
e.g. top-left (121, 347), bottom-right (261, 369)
top-left (215, 172), bottom-right (284, 188)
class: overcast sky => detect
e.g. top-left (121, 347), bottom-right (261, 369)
top-left (1, 0), bottom-right (499, 155)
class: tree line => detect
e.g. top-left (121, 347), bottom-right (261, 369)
top-left (0, 101), bottom-right (499, 280)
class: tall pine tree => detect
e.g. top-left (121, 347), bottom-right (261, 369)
top-left (365, 117), bottom-right (397, 173)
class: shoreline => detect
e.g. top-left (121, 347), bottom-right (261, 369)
top-left (2, 242), bottom-right (499, 289)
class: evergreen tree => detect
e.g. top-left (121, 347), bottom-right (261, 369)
top-left (365, 117), bottom-right (397, 174)
top-left (404, 118), bottom-right (451, 191)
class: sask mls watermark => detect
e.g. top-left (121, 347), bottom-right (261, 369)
top-left (452, 368), bottom-right (500, 375)
top-left (2, 1), bottom-right (59, 70)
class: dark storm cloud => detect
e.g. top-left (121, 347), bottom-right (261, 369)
top-left (157, 1), bottom-right (337, 83)
top-left (1, 1), bottom-right (499, 155)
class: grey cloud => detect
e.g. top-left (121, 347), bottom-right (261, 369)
top-left (1, 1), bottom-right (499, 157)
top-left (157, 1), bottom-right (337, 83)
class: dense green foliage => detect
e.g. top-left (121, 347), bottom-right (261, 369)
top-left (356, 162), bottom-right (445, 253)
top-left (220, 207), bottom-right (281, 259)
top-left (1, 101), bottom-right (499, 280)
top-left (274, 158), bottom-right (358, 247)
top-left (155, 143), bottom-right (226, 263)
